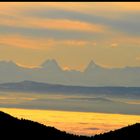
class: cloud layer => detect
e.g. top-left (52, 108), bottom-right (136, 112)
top-left (0, 2), bottom-right (140, 69)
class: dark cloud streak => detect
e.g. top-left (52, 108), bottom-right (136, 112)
top-left (24, 8), bottom-right (140, 36)
top-left (0, 25), bottom-right (103, 40)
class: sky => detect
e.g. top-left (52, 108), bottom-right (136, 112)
top-left (0, 2), bottom-right (140, 70)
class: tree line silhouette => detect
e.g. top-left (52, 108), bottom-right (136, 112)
top-left (0, 111), bottom-right (139, 140)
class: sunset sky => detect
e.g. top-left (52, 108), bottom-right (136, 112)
top-left (0, 2), bottom-right (140, 70)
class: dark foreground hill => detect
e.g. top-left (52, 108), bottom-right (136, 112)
top-left (0, 111), bottom-right (92, 140)
top-left (0, 111), bottom-right (140, 140)
top-left (94, 123), bottom-right (140, 140)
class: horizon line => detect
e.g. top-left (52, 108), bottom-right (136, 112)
top-left (0, 59), bottom-right (140, 71)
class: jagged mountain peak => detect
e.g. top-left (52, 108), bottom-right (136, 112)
top-left (41, 59), bottom-right (62, 71)
top-left (84, 60), bottom-right (102, 72)
top-left (88, 60), bottom-right (98, 67)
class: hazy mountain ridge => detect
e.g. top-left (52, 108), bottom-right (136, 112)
top-left (0, 111), bottom-right (140, 140)
top-left (0, 59), bottom-right (140, 86)
top-left (0, 80), bottom-right (140, 97)
top-left (1, 80), bottom-right (140, 115)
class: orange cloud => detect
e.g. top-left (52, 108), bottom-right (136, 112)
top-left (0, 35), bottom-right (51, 50)
top-left (63, 66), bottom-right (71, 71)
top-left (61, 40), bottom-right (89, 47)
top-left (0, 15), bottom-right (105, 33)
top-left (1, 2), bottom-right (139, 11)
top-left (1, 2), bottom-right (139, 34)
top-left (136, 56), bottom-right (140, 61)
top-left (0, 3), bottom-right (106, 33)
top-left (110, 43), bottom-right (118, 48)
top-left (1, 2), bottom-right (140, 22)
top-left (113, 2), bottom-right (140, 11)
top-left (0, 33), bottom-right (139, 51)
top-left (0, 34), bottom-right (95, 50)
top-left (112, 36), bottom-right (140, 46)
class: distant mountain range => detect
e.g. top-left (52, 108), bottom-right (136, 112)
top-left (0, 59), bottom-right (140, 86)
top-left (0, 111), bottom-right (140, 140)
top-left (0, 80), bottom-right (140, 97)
top-left (1, 81), bottom-right (140, 115)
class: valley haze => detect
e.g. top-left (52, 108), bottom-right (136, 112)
top-left (0, 80), bottom-right (140, 115)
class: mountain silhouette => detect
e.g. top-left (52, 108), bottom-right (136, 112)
top-left (84, 60), bottom-right (103, 73)
top-left (1, 81), bottom-right (140, 115)
top-left (94, 123), bottom-right (140, 140)
top-left (0, 60), bottom-right (18, 68)
top-left (0, 80), bottom-right (140, 97)
top-left (0, 59), bottom-right (140, 86)
top-left (0, 111), bottom-right (139, 140)
top-left (0, 111), bottom-right (92, 140)
top-left (41, 59), bottom-right (62, 72)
